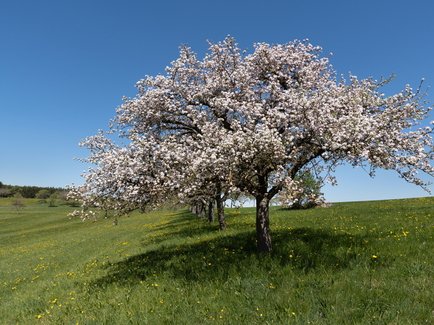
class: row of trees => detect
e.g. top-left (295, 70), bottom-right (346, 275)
top-left (69, 38), bottom-right (433, 253)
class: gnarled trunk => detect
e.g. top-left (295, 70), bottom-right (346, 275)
top-left (256, 194), bottom-right (272, 252)
top-left (255, 173), bottom-right (272, 253)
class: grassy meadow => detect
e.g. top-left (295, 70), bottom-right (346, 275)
top-left (0, 197), bottom-right (433, 324)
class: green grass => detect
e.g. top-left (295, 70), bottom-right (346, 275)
top-left (0, 197), bottom-right (40, 206)
top-left (0, 197), bottom-right (433, 324)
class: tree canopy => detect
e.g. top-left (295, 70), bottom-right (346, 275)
top-left (70, 37), bottom-right (434, 252)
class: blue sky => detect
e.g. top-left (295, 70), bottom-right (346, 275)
top-left (0, 0), bottom-right (433, 202)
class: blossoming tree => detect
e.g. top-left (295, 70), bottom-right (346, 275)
top-left (73, 37), bottom-right (433, 253)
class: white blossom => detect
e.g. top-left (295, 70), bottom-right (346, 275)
top-left (70, 37), bottom-right (433, 252)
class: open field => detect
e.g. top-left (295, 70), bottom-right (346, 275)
top-left (0, 197), bottom-right (433, 324)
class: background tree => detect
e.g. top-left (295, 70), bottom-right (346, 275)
top-left (36, 189), bottom-right (51, 202)
top-left (48, 192), bottom-right (58, 207)
top-left (11, 193), bottom-right (25, 210)
top-left (0, 188), bottom-right (12, 198)
top-left (17, 186), bottom-right (41, 198)
top-left (278, 170), bottom-right (324, 209)
top-left (72, 37), bottom-right (433, 253)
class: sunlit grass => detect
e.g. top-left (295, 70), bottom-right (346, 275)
top-left (0, 197), bottom-right (433, 324)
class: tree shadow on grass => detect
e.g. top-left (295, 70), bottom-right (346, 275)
top-left (146, 210), bottom-right (198, 230)
top-left (92, 226), bottom-right (375, 288)
top-left (138, 210), bottom-right (225, 246)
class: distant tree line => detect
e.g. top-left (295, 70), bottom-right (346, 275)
top-left (0, 181), bottom-right (65, 199)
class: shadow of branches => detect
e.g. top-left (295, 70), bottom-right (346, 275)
top-left (137, 210), bottom-right (223, 247)
top-left (92, 225), bottom-right (371, 288)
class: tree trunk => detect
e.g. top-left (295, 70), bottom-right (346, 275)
top-left (199, 201), bottom-right (206, 218)
top-left (207, 200), bottom-right (214, 223)
top-left (215, 195), bottom-right (226, 230)
top-left (256, 194), bottom-right (272, 253)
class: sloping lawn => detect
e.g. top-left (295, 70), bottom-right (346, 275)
top-left (0, 197), bottom-right (433, 324)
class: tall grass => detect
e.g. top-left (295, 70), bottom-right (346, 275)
top-left (0, 197), bottom-right (433, 324)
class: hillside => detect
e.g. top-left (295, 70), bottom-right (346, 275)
top-left (0, 197), bottom-right (433, 324)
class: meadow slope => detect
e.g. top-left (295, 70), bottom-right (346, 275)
top-left (0, 197), bottom-right (433, 324)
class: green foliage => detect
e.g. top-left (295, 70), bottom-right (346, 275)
top-left (0, 197), bottom-right (433, 323)
top-left (36, 189), bottom-right (51, 202)
top-left (48, 192), bottom-right (59, 207)
top-left (0, 183), bottom-right (65, 198)
top-left (19, 186), bottom-right (42, 198)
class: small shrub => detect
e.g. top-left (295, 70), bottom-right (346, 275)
top-left (11, 193), bottom-right (25, 210)
top-left (48, 193), bottom-right (58, 207)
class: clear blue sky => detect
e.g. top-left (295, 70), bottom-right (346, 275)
top-left (1, 0), bottom-right (433, 202)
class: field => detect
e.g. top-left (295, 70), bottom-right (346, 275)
top-left (0, 197), bottom-right (433, 324)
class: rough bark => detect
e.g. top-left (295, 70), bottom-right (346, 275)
top-left (255, 174), bottom-right (272, 252)
top-left (256, 194), bottom-right (272, 252)
top-left (207, 200), bottom-right (214, 223)
top-left (199, 201), bottom-right (206, 218)
top-left (215, 181), bottom-right (226, 230)
top-left (215, 194), bottom-right (226, 230)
